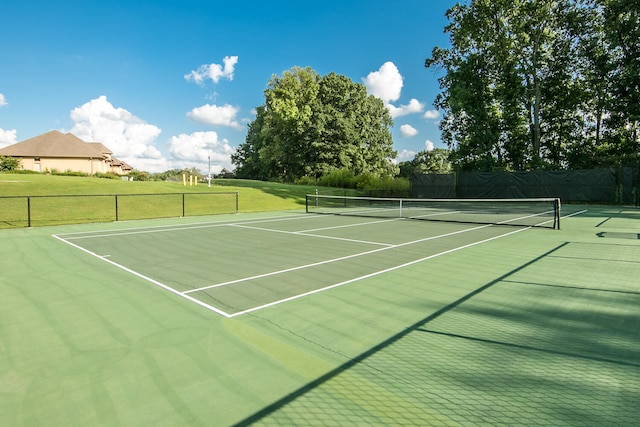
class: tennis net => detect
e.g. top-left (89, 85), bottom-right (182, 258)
top-left (306, 195), bottom-right (561, 229)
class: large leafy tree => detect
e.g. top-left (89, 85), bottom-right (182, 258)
top-left (232, 67), bottom-right (397, 181)
top-left (426, 0), bottom-right (637, 171)
top-left (602, 0), bottom-right (640, 159)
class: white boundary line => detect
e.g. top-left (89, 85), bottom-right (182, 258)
top-left (55, 212), bottom-right (316, 239)
top-left (229, 223), bottom-right (395, 247)
top-left (52, 234), bottom-right (234, 318)
top-left (53, 209), bottom-right (588, 317)
top-left (227, 226), bottom-right (531, 317)
top-left (186, 223), bottom-right (493, 294)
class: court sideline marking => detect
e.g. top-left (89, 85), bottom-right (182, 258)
top-left (227, 226), bottom-right (531, 317)
top-left (53, 210), bottom-right (587, 317)
top-left (53, 219), bottom-right (504, 318)
top-left (186, 222), bottom-right (495, 293)
top-left (52, 234), bottom-right (233, 317)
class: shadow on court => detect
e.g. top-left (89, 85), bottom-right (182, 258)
top-left (233, 241), bottom-right (640, 426)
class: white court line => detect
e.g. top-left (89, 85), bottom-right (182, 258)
top-left (186, 223), bottom-right (492, 294)
top-left (57, 212), bottom-right (319, 240)
top-left (228, 226), bottom-right (531, 317)
top-left (52, 234), bottom-right (234, 318)
top-left (297, 217), bottom-right (401, 233)
top-left (54, 209), bottom-right (588, 318)
top-left (230, 223), bottom-right (395, 247)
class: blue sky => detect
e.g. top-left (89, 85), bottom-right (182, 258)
top-left (0, 0), bottom-right (454, 174)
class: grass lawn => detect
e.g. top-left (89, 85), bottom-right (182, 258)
top-left (0, 173), bottom-right (360, 228)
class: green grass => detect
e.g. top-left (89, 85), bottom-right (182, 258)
top-left (0, 173), bottom-right (359, 228)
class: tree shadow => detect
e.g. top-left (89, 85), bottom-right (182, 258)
top-left (232, 240), bottom-right (640, 425)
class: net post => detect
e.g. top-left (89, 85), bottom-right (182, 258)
top-left (235, 191), bottom-right (239, 214)
top-left (305, 194), bottom-right (309, 213)
top-left (555, 198), bottom-right (561, 230)
top-left (399, 198), bottom-right (403, 218)
top-left (115, 195), bottom-right (119, 221)
top-left (27, 196), bottom-right (31, 228)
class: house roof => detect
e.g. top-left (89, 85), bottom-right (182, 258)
top-left (111, 157), bottom-right (133, 171)
top-left (88, 142), bottom-right (113, 156)
top-left (0, 130), bottom-right (108, 159)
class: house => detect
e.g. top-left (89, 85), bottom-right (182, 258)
top-left (216, 168), bottom-right (235, 178)
top-left (0, 130), bottom-right (132, 175)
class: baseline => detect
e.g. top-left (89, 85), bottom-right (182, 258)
top-left (52, 234), bottom-right (234, 318)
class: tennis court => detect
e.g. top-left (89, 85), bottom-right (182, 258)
top-left (1, 201), bottom-right (639, 425)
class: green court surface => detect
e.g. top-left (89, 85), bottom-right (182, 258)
top-left (1, 205), bottom-right (638, 426)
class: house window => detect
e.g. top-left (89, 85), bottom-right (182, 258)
top-left (34, 157), bottom-right (40, 162)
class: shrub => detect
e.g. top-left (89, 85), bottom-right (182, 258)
top-left (0, 155), bottom-right (21, 171)
top-left (95, 172), bottom-right (121, 180)
top-left (317, 168), bottom-right (358, 188)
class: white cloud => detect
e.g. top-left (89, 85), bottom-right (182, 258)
top-left (399, 124), bottom-right (418, 137)
top-left (396, 149), bottom-right (416, 162)
top-left (363, 61), bottom-right (403, 103)
top-left (0, 128), bottom-right (17, 147)
top-left (388, 99), bottom-right (424, 119)
top-left (425, 140), bottom-right (435, 151)
top-left (0, 93), bottom-right (7, 107)
top-left (185, 56), bottom-right (238, 85)
top-left (424, 110), bottom-right (440, 120)
top-left (69, 96), bottom-right (163, 171)
top-left (364, 63), bottom-right (424, 119)
top-left (168, 131), bottom-right (235, 174)
top-left (186, 104), bottom-right (243, 129)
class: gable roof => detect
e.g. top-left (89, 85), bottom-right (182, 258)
top-left (111, 157), bottom-right (133, 171)
top-left (0, 130), bottom-right (107, 159)
top-left (88, 142), bottom-right (113, 156)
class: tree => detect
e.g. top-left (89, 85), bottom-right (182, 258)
top-left (426, 0), bottom-right (603, 171)
top-left (398, 149), bottom-right (452, 177)
top-left (232, 67), bottom-right (397, 181)
top-left (602, 0), bottom-right (640, 159)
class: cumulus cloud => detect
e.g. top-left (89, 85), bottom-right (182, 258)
top-left (69, 96), bottom-right (164, 171)
top-left (0, 93), bottom-right (7, 107)
top-left (363, 61), bottom-right (403, 103)
top-left (185, 56), bottom-right (238, 85)
top-left (399, 124), bottom-right (418, 137)
top-left (396, 149), bottom-right (416, 162)
top-left (425, 140), bottom-right (435, 151)
top-left (364, 62), bottom-right (425, 119)
top-left (0, 128), bottom-right (17, 148)
top-left (424, 110), bottom-right (440, 120)
top-left (388, 99), bottom-right (424, 119)
top-left (186, 104), bottom-right (243, 129)
top-left (168, 131), bottom-right (235, 174)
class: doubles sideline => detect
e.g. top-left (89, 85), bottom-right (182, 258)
top-left (53, 210), bottom-right (586, 317)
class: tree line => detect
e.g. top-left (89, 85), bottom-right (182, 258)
top-left (426, 0), bottom-right (639, 171)
top-left (231, 0), bottom-right (638, 180)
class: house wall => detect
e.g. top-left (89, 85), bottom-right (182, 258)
top-left (19, 157), bottom-right (111, 175)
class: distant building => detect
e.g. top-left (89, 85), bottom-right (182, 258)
top-left (0, 130), bottom-right (132, 175)
top-left (216, 168), bottom-right (235, 178)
